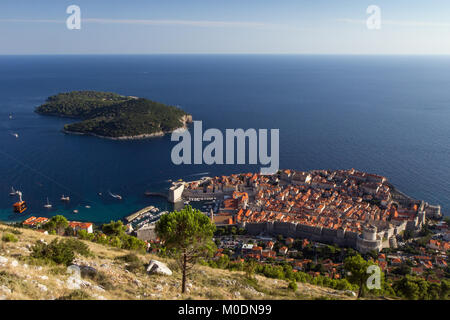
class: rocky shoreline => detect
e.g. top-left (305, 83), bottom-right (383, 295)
top-left (63, 114), bottom-right (193, 140)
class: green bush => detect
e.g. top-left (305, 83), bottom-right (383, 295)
top-left (120, 234), bottom-right (146, 251)
top-left (63, 238), bottom-right (92, 257)
top-left (2, 233), bottom-right (18, 243)
top-left (288, 281), bottom-right (298, 291)
top-left (31, 238), bottom-right (91, 266)
top-left (5, 228), bottom-right (22, 235)
top-left (116, 253), bottom-right (144, 273)
top-left (32, 239), bottom-right (74, 265)
top-left (77, 229), bottom-right (95, 241)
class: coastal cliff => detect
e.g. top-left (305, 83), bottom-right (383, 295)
top-left (62, 113), bottom-right (193, 140)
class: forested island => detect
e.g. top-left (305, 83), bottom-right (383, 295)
top-left (35, 91), bottom-right (192, 139)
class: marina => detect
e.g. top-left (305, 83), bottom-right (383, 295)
top-left (125, 205), bottom-right (158, 223)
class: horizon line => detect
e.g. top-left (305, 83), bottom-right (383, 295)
top-left (1, 53), bottom-right (450, 56)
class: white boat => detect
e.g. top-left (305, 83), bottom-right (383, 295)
top-left (44, 197), bottom-right (52, 209)
top-left (12, 133), bottom-right (19, 138)
top-left (85, 205), bottom-right (91, 209)
top-left (73, 209), bottom-right (78, 214)
top-left (109, 191), bottom-right (122, 200)
top-left (61, 195), bottom-right (70, 202)
top-left (9, 187), bottom-right (17, 196)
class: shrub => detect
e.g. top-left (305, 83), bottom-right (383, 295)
top-left (2, 233), bottom-right (18, 243)
top-left (5, 228), bottom-right (22, 235)
top-left (288, 281), bottom-right (298, 291)
top-left (120, 234), bottom-right (146, 251)
top-left (32, 239), bottom-right (74, 266)
top-left (57, 289), bottom-right (92, 300)
top-left (116, 253), bottom-right (144, 273)
top-left (81, 269), bottom-right (115, 290)
top-left (31, 238), bottom-right (91, 266)
top-left (63, 238), bottom-right (92, 257)
top-left (77, 229), bottom-right (94, 241)
top-left (102, 220), bottom-right (126, 237)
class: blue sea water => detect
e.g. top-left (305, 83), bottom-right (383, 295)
top-left (0, 54), bottom-right (449, 223)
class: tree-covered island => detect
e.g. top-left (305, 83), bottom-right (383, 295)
top-left (35, 91), bottom-right (192, 139)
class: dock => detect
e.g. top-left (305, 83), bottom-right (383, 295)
top-left (125, 206), bottom-right (155, 223)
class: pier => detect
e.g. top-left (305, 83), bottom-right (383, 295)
top-left (125, 206), bottom-right (155, 223)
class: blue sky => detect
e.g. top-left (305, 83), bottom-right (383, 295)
top-left (1, 0), bottom-right (450, 54)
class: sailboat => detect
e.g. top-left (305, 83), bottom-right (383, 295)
top-left (44, 197), bottom-right (52, 209)
top-left (9, 187), bottom-right (17, 196)
top-left (60, 195), bottom-right (70, 202)
top-left (109, 191), bottom-right (122, 200)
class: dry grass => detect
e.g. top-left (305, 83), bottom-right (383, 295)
top-left (0, 224), bottom-right (355, 300)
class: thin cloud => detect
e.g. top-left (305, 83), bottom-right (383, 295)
top-left (338, 18), bottom-right (450, 28)
top-left (85, 18), bottom-right (268, 28)
top-left (0, 18), bottom-right (270, 28)
top-left (0, 19), bottom-right (62, 23)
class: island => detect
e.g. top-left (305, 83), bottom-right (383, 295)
top-left (35, 91), bottom-right (192, 139)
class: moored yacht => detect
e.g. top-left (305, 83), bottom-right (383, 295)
top-left (44, 197), bottom-right (52, 209)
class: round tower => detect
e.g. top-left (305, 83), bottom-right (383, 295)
top-left (362, 225), bottom-right (377, 241)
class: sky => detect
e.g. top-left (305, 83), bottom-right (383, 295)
top-left (0, 0), bottom-right (450, 54)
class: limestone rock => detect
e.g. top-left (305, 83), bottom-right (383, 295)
top-left (0, 256), bottom-right (8, 266)
top-left (0, 285), bottom-right (12, 295)
top-left (37, 283), bottom-right (48, 292)
top-left (146, 260), bottom-right (172, 276)
top-left (66, 276), bottom-right (91, 290)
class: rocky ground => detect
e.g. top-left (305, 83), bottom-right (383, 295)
top-left (0, 224), bottom-right (356, 300)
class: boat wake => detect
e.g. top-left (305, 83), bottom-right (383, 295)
top-left (186, 172), bottom-right (210, 177)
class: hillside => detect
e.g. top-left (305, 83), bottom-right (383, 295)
top-left (35, 91), bottom-right (192, 139)
top-left (0, 225), bottom-right (355, 300)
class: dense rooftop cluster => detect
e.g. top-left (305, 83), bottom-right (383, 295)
top-left (186, 169), bottom-right (421, 234)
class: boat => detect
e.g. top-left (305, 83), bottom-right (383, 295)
top-left (12, 133), bottom-right (19, 138)
top-left (98, 192), bottom-right (102, 196)
top-left (9, 114), bottom-right (13, 119)
top-left (109, 191), bottom-right (122, 200)
top-left (73, 209), bottom-right (78, 214)
top-left (60, 195), bottom-right (70, 202)
top-left (9, 187), bottom-right (17, 196)
top-left (44, 197), bottom-right (52, 209)
top-left (85, 205), bottom-right (91, 209)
